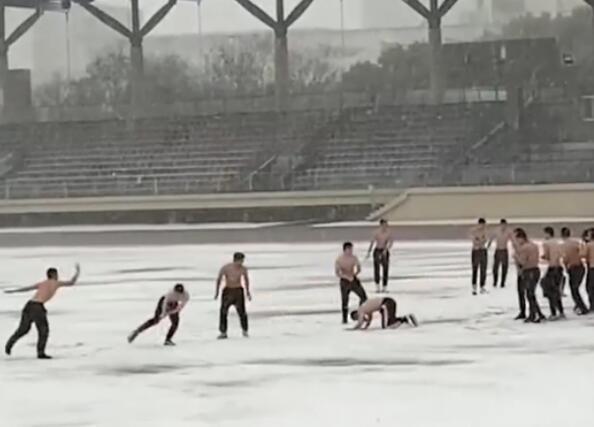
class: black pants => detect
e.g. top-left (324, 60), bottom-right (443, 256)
top-left (517, 272), bottom-right (527, 317)
top-left (6, 301), bottom-right (49, 356)
top-left (219, 288), bottom-right (248, 334)
top-left (567, 265), bottom-right (588, 314)
top-left (542, 266), bottom-right (564, 316)
top-left (471, 249), bottom-right (488, 289)
top-left (522, 268), bottom-right (543, 321)
top-left (587, 268), bottom-right (594, 311)
top-left (340, 278), bottom-right (368, 323)
top-left (492, 249), bottom-right (509, 288)
top-left (135, 297), bottom-right (180, 341)
top-left (379, 297), bottom-right (407, 328)
top-left (373, 248), bottom-right (390, 288)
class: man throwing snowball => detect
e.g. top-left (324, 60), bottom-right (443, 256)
top-left (5, 264), bottom-right (81, 359)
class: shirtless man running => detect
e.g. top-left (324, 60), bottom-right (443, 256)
top-left (336, 242), bottom-right (368, 324)
top-left (5, 264), bottom-right (80, 359)
top-left (514, 229), bottom-right (545, 323)
top-left (215, 252), bottom-right (251, 339)
top-left (128, 283), bottom-right (189, 346)
top-left (350, 297), bottom-right (417, 330)
top-left (561, 227), bottom-right (589, 315)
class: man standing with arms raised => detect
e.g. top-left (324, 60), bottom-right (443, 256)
top-left (215, 252), bottom-right (251, 339)
top-left (367, 219), bottom-right (394, 293)
top-left (336, 242), bottom-right (368, 324)
top-left (5, 264), bottom-right (81, 359)
top-left (492, 219), bottom-right (513, 288)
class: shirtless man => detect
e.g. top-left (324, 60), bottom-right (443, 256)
top-left (469, 218), bottom-right (491, 295)
top-left (366, 219), bottom-right (393, 293)
top-left (541, 227), bottom-right (565, 319)
top-left (128, 284), bottom-right (189, 346)
top-left (215, 252), bottom-right (251, 339)
top-left (582, 229), bottom-right (594, 312)
top-left (492, 219), bottom-right (513, 288)
top-left (5, 264), bottom-right (80, 359)
top-left (336, 242), bottom-right (368, 324)
top-left (561, 227), bottom-right (589, 315)
top-left (350, 297), bottom-right (417, 330)
top-left (514, 228), bottom-right (544, 323)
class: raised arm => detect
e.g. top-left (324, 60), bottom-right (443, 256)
top-left (243, 268), bottom-right (252, 301)
top-left (58, 263), bottom-right (80, 287)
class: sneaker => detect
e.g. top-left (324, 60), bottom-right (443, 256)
top-left (382, 287), bottom-right (388, 294)
top-left (558, 313), bottom-right (566, 320)
top-left (407, 314), bottom-right (418, 327)
top-left (514, 313), bottom-right (526, 320)
top-left (375, 285), bottom-right (381, 293)
top-left (480, 288), bottom-right (488, 294)
top-left (242, 330), bottom-right (249, 338)
top-left (164, 340), bottom-right (176, 346)
top-left (37, 354), bottom-right (52, 360)
top-left (548, 314), bottom-right (558, 321)
top-left (472, 290), bottom-right (477, 296)
top-left (217, 333), bottom-right (228, 340)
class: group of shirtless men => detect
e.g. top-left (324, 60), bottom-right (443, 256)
top-left (470, 219), bottom-right (594, 323)
top-left (3, 219), bottom-right (416, 359)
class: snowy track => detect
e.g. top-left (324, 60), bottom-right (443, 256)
top-left (1, 241), bottom-right (593, 426)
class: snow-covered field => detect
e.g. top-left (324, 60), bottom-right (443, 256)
top-left (1, 240), bottom-right (593, 427)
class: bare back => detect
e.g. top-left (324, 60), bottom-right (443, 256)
top-left (335, 254), bottom-right (360, 281)
top-left (542, 240), bottom-right (563, 267)
top-left (220, 263), bottom-right (247, 289)
top-left (494, 227), bottom-right (512, 250)
top-left (562, 239), bottom-right (583, 267)
top-left (585, 242), bottom-right (594, 267)
top-left (517, 241), bottom-right (540, 270)
top-left (31, 280), bottom-right (62, 304)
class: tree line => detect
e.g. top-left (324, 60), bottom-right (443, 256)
top-left (36, 6), bottom-right (594, 109)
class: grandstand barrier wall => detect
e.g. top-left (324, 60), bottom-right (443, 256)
top-left (368, 183), bottom-right (594, 222)
top-left (0, 189), bottom-right (398, 227)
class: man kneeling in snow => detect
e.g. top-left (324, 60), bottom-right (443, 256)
top-left (350, 297), bottom-right (417, 330)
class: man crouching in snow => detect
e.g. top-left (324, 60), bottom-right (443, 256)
top-left (350, 297), bottom-right (417, 330)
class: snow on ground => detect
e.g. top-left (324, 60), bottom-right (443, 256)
top-left (1, 241), bottom-right (593, 427)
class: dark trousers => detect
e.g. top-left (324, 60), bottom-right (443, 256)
top-left (340, 278), bottom-right (368, 323)
top-left (373, 248), bottom-right (390, 288)
top-left (542, 266), bottom-right (564, 316)
top-left (587, 268), bottom-right (594, 311)
top-left (522, 268), bottom-right (543, 321)
top-left (567, 265), bottom-right (588, 314)
top-left (219, 288), bottom-right (248, 334)
top-left (517, 273), bottom-right (527, 317)
top-left (492, 249), bottom-right (509, 287)
top-left (135, 297), bottom-right (180, 341)
top-left (379, 297), bottom-right (407, 328)
top-left (471, 249), bottom-right (488, 289)
top-left (6, 301), bottom-right (49, 356)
